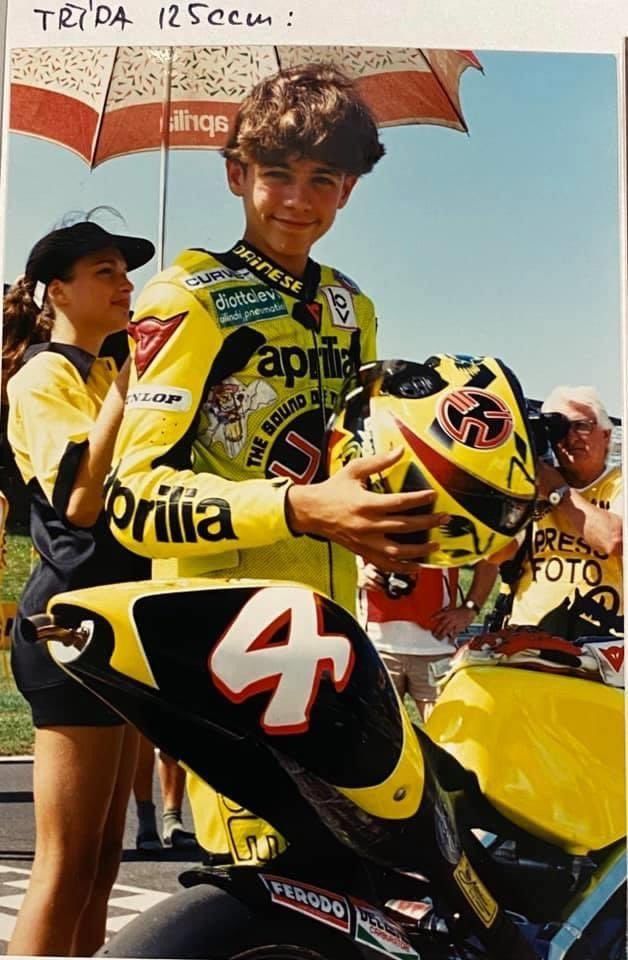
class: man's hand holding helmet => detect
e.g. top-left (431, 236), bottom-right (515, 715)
top-left (286, 446), bottom-right (444, 573)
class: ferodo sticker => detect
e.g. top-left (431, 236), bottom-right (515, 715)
top-left (352, 900), bottom-right (420, 959)
top-left (260, 875), bottom-right (351, 932)
top-left (126, 386), bottom-right (192, 412)
top-left (453, 853), bottom-right (498, 928)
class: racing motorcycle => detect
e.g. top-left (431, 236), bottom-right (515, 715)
top-left (23, 576), bottom-right (626, 960)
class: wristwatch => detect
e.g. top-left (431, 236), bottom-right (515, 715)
top-left (464, 599), bottom-right (480, 614)
top-left (548, 484), bottom-right (570, 508)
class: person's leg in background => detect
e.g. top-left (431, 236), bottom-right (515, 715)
top-left (378, 651), bottom-right (409, 703)
top-left (133, 734), bottom-right (162, 851)
top-left (159, 751), bottom-right (197, 849)
top-left (406, 653), bottom-right (447, 721)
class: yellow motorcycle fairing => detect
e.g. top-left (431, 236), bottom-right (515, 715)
top-left (46, 578), bottom-right (216, 686)
top-left (338, 705), bottom-right (424, 819)
top-left (425, 665), bottom-right (625, 855)
top-left (45, 578), bottom-right (428, 864)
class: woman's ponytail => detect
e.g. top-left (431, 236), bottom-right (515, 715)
top-left (1, 277), bottom-right (54, 403)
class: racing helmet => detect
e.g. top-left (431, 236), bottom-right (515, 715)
top-left (326, 355), bottom-right (537, 567)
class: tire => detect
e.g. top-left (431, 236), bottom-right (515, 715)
top-left (231, 949), bottom-right (330, 959)
top-left (98, 884), bottom-right (359, 959)
top-left (98, 885), bottom-right (254, 958)
top-left (226, 914), bottom-right (360, 959)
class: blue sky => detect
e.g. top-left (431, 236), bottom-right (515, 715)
top-left (2, 49), bottom-right (622, 413)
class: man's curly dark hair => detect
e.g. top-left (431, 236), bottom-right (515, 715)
top-left (222, 62), bottom-right (385, 177)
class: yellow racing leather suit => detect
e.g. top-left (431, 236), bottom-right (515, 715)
top-left (105, 240), bottom-right (377, 861)
top-left (106, 241), bottom-right (377, 614)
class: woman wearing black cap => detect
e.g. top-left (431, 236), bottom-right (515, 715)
top-left (1, 220), bottom-right (155, 956)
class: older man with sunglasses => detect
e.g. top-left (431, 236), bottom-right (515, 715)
top-left (506, 385), bottom-right (622, 642)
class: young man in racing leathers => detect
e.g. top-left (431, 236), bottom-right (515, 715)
top-left (105, 64), bottom-right (443, 863)
top-left (106, 64), bottom-right (441, 610)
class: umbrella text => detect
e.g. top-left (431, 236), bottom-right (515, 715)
top-left (169, 109), bottom-right (229, 138)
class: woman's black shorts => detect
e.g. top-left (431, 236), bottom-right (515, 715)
top-left (11, 616), bottom-right (124, 728)
top-left (21, 677), bottom-right (125, 728)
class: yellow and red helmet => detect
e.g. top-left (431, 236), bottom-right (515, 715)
top-left (326, 355), bottom-right (537, 567)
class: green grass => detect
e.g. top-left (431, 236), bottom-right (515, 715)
top-left (3, 534), bottom-right (33, 602)
top-left (1, 535), bottom-right (34, 755)
top-left (0, 675), bottom-right (33, 755)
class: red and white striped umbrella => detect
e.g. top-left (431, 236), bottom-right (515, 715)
top-left (10, 46), bottom-right (482, 168)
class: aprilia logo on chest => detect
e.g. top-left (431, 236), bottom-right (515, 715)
top-left (256, 335), bottom-right (354, 388)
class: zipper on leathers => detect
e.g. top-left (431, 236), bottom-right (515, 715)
top-left (309, 325), bottom-right (335, 602)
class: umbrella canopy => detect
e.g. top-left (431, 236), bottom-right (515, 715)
top-left (10, 46), bottom-right (482, 168)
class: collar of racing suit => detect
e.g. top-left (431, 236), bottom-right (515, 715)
top-left (193, 239), bottom-right (322, 303)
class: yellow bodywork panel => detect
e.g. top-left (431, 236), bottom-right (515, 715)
top-left (337, 705), bottom-right (425, 819)
top-left (425, 666), bottom-right (625, 854)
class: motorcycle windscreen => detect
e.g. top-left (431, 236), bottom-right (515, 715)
top-left (46, 578), bottom-right (426, 849)
top-left (425, 665), bottom-right (625, 854)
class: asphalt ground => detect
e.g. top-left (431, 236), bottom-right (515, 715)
top-left (0, 758), bottom-right (205, 953)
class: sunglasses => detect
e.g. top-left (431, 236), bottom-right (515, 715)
top-left (565, 418), bottom-right (597, 436)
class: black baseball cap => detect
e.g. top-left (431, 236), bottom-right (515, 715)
top-left (25, 222), bottom-right (155, 285)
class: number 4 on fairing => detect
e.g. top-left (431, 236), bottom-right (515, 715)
top-left (209, 587), bottom-right (355, 735)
